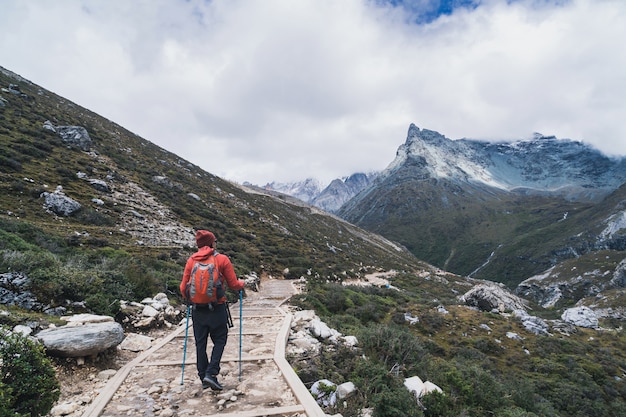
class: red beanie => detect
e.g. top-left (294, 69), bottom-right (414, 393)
top-left (195, 230), bottom-right (216, 248)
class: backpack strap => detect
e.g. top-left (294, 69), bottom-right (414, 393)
top-left (212, 252), bottom-right (226, 300)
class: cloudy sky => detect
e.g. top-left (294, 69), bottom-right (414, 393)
top-left (1, 0), bottom-right (625, 186)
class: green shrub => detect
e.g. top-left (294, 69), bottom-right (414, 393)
top-left (349, 302), bottom-right (386, 323)
top-left (0, 328), bottom-right (60, 417)
top-left (83, 270), bottom-right (133, 316)
top-left (359, 324), bottom-right (425, 368)
top-left (473, 336), bottom-right (504, 355)
top-left (494, 406), bottom-right (540, 417)
top-left (352, 360), bottom-right (423, 417)
top-left (421, 390), bottom-right (454, 417)
top-left (372, 388), bottom-right (423, 417)
top-left (73, 208), bottom-right (115, 226)
top-left (0, 156), bottom-right (22, 172)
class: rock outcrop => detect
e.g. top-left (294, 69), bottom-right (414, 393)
top-left (36, 318), bottom-right (124, 358)
top-left (459, 282), bottom-right (528, 312)
top-left (41, 186), bottom-right (81, 217)
top-left (43, 120), bottom-right (93, 151)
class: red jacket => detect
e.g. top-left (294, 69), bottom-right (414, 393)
top-left (180, 246), bottom-right (244, 303)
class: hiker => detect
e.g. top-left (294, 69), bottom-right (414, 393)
top-left (180, 229), bottom-right (245, 390)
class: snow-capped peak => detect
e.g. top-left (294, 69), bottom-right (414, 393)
top-left (383, 124), bottom-right (626, 199)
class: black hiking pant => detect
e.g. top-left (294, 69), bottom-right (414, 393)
top-left (191, 302), bottom-right (228, 380)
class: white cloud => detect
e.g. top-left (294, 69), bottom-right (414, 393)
top-left (1, 0), bottom-right (624, 185)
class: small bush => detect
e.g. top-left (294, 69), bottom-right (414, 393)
top-left (0, 156), bottom-right (21, 172)
top-left (74, 208), bottom-right (114, 226)
top-left (421, 390), bottom-right (454, 417)
top-left (0, 328), bottom-right (60, 416)
top-left (359, 324), bottom-right (425, 368)
top-left (352, 360), bottom-right (423, 417)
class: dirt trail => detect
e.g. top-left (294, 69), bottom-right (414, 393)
top-left (75, 278), bottom-right (325, 417)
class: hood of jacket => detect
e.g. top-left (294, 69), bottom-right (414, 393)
top-left (190, 246), bottom-right (216, 261)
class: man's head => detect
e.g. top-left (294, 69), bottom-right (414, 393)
top-left (195, 230), bottom-right (216, 248)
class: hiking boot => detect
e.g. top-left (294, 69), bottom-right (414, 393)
top-left (202, 374), bottom-right (223, 391)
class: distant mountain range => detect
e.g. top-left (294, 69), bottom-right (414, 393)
top-left (261, 124), bottom-right (626, 311)
top-left (266, 124), bottom-right (626, 211)
top-left (251, 172), bottom-right (378, 213)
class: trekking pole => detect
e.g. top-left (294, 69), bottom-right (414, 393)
top-left (238, 289), bottom-right (243, 382)
top-left (180, 304), bottom-right (191, 385)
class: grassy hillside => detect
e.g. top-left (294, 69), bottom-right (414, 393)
top-left (338, 166), bottom-right (623, 290)
top-left (0, 66), bottom-right (424, 306)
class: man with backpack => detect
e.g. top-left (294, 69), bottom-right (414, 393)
top-left (180, 229), bottom-right (245, 390)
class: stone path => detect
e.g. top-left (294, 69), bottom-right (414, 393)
top-left (80, 279), bottom-right (326, 417)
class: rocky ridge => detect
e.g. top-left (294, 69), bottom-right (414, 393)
top-left (383, 124), bottom-right (626, 201)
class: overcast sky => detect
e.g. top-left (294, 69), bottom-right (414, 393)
top-left (1, 0), bottom-right (625, 186)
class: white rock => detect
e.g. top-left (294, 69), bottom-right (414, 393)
top-left (160, 408), bottom-right (174, 417)
top-left (311, 379), bottom-right (337, 407)
top-left (404, 312), bottom-right (419, 325)
top-left (293, 310), bottom-right (317, 323)
top-left (50, 402), bottom-right (80, 416)
top-left (422, 381), bottom-right (443, 396)
top-left (142, 305), bottom-right (159, 317)
top-left (342, 335), bottom-right (358, 347)
top-left (119, 333), bottom-right (153, 352)
top-left (60, 313), bottom-right (114, 325)
top-left (97, 369), bottom-right (117, 380)
top-left (336, 381), bottom-right (356, 400)
top-left (154, 293), bottom-right (168, 302)
top-left (404, 376), bottom-right (424, 399)
top-left (561, 306), bottom-right (599, 328)
top-left (147, 385), bottom-right (162, 395)
top-left (13, 324), bottom-right (32, 336)
top-left (506, 332), bottom-right (523, 341)
top-left (309, 318), bottom-right (340, 340)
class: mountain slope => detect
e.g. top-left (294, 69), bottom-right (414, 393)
top-left (0, 65), bottom-right (424, 286)
top-left (338, 124), bottom-right (626, 288)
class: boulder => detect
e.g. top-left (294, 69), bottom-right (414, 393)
top-left (561, 306), bottom-right (599, 329)
top-left (460, 282), bottom-right (527, 312)
top-left (422, 381), bottom-right (443, 396)
top-left (404, 376), bottom-right (443, 400)
top-left (42, 189), bottom-right (81, 216)
top-left (336, 381), bottom-right (357, 400)
top-left (87, 178), bottom-right (110, 192)
top-left (36, 321), bottom-right (124, 357)
top-left (309, 318), bottom-right (341, 341)
top-left (404, 376), bottom-right (425, 399)
top-left (55, 125), bottom-right (92, 151)
top-left (513, 309), bottom-right (551, 336)
top-left (311, 379), bottom-right (337, 407)
top-left (13, 324), bottom-right (32, 336)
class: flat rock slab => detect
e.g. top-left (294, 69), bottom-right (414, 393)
top-left (37, 321), bottom-right (124, 357)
